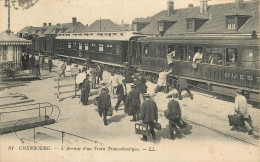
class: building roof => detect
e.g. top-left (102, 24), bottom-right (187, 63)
top-left (138, 1), bottom-right (259, 36)
top-left (0, 32), bottom-right (31, 45)
top-left (82, 19), bottom-right (125, 32)
top-left (65, 22), bottom-right (86, 33)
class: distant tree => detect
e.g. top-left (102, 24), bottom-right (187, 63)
top-left (10, 0), bottom-right (39, 10)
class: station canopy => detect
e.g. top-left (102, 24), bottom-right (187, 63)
top-left (0, 32), bottom-right (31, 45)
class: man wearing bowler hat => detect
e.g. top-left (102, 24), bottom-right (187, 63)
top-left (140, 93), bottom-right (158, 142)
top-left (127, 84), bottom-right (140, 121)
top-left (98, 86), bottom-right (111, 126)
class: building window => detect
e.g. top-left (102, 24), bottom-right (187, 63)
top-left (106, 44), bottom-right (113, 53)
top-left (79, 43), bottom-right (82, 50)
top-left (226, 48), bottom-right (237, 67)
top-left (3, 46), bottom-right (8, 61)
top-left (187, 19), bottom-right (194, 31)
top-left (84, 43), bottom-right (88, 50)
top-left (68, 42), bottom-right (71, 49)
top-left (226, 17), bottom-right (236, 30)
top-left (205, 47), bottom-right (224, 65)
top-left (158, 22), bottom-right (164, 32)
top-left (98, 44), bottom-right (104, 52)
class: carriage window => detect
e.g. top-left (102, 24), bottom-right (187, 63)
top-left (106, 44), bottom-right (113, 54)
top-left (155, 45), bottom-right (164, 58)
top-left (3, 46), bottom-right (7, 61)
top-left (226, 48), bottom-right (237, 67)
top-left (68, 42), bottom-right (71, 49)
top-left (242, 49), bottom-right (259, 69)
top-left (205, 47), bottom-right (224, 65)
top-left (177, 46), bottom-right (186, 61)
top-left (115, 45), bottom-right (120, 55)
top-left (79, 43), bottom-right (82, 50)
top-left (91, 43), bottom-right (96, 51)
top-left (73, 42), bottom-right (77, 48)
top-left (143, 45), bottom-right (148, 56)
top-left (84, 43), bottom-right (88, 50)
top-left (98, 44), bottom-right (104, 52)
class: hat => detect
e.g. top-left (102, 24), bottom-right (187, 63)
top-left (143, 93), bottom-right (150, 97)
top-left (102, 86), bottom-right (107, 91)
top-left (86, 74), bottom-right (90, 77)
top-left (131, 84), bottom-right (136, 88)
top-left (236, 89), bottom-right (242, 94)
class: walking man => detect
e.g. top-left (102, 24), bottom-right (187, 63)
top-left (81, 74), bottom-right (90, 105)
top-left (96, 64), bottom-right (103, 85)
top-left (166, 96), bottom-right (182, 139)
top-left (177, 76), bottom-right (193, 100)
top-left (106, 71), bottom-right (120, 97)
top-left (127, 84), bottom-right (140, 121)
top-left (59, 61), bottom-right (66, 78)
top-left (233, 89), bottom-right (253, 135)
top-left (98, 87), bottom-right (112, 126)
top-left (140, 93), bottom-right (158, 142)
top-left (48, 57), bottom-right (53, 73)
top-left (90, 65), bottom-right (96, 89)
top-left (115, 79), bottom-right (127, 111)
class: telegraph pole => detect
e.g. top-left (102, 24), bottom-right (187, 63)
top-left (4, 0), bottom-right (11, 35)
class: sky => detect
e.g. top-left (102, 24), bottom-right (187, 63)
top-left (0, 0), bottom-right (251, 33)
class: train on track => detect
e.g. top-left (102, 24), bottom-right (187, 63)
top-left (28, 31), bottom-right (260, 102)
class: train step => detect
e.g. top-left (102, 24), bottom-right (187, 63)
top-left (0, 116), bottom-right (55, 135)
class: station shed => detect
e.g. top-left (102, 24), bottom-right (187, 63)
top-left (0, 31), bottom-right (31, 70)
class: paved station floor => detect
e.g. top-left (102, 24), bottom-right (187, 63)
top-left (0, 60), bottom-right (259, 162)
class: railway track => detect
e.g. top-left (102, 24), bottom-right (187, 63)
top-left (158, 108), bottom-right (259, 147)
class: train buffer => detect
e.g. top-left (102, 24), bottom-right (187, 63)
top-left (0, 102), bottom-right (60, 135)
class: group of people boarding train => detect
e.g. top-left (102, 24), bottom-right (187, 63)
top-left (76, 57), bottom-right (254, 142)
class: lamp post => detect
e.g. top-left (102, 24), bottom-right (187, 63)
top-left (4, 0), bottom-right (11, 35)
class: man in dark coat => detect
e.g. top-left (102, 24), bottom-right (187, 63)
top-left (96, 64), bottom-right (103, 85)
top-left (81, 74), bottom-right (90, 105)
top-left (26, 53), bottom-right (29, 69)
top-left (134, 73), bottom-right (147, 94)
top-left (30, 54), bottom-right (36, 75)
top-left (166, 97), bottom-right (182, 139)
top-left (98, 87), bottom-right (112, 126)
top-left (115, 79), bottom-right (127, 111)
top-left (48, 57), bottom-right (53, 73)
top-left (127, 84), bottom-right (140, 121)
top-left (177, 76), bottom-right (193, 100)
top-left (140, 93), bottom-right (158, 142)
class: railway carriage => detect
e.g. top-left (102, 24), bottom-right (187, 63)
top-left (138, 35), bottom-right (260, 102)
top-left (54, 32), bottom-right (141, 71)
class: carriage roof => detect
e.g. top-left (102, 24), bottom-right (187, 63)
top-left (56, 32), bottom-right (140, 41)
top-left (138, 34), bottom-right (260, 47)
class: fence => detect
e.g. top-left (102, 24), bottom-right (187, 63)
top-left (54, 77), bottom-right (79, 101)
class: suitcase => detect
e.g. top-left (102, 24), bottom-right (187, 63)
top-left (135, 123), bottom-right (150, 136)
top-left (154, 122), bottom-right (161, 130)
top-left (177, 119), bottom-right (187, 129)
top-left (228, 114), bottom-right (244, 126)
top-left (107, 108), bottom-right (113, 116)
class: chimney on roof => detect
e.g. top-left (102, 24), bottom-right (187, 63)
top-left (235, 0), bottom-right (244, 9)
top-left (200, 0), bottom-right (208, 14)
top-left (72, 17), bottom-right (77, 27)
top-left (57, 23), bottom-right (60, 26)
top-left (48, 23), bottom-right (51, 26)
top-left (167, 1), bottom-right (174, 16)
top-left (86, 24), bottom-right (88, 27)
top-left (43, 23), bottom-right (47, 27)
top-left (188, 4), bottom-right (194, 8)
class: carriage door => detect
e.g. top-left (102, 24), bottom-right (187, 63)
top-left (121, 41), bottom-right (128, 64)
top-left (127, 40), bottom-right (136, 65)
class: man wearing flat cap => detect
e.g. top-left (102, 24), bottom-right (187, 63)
top-left (140, 93), bottom-right (158, 142)
top-left (127, 84), bottom-right (140, 121)
top-left (98, 86), bottom-right (112, 126)
top-left (233, 89), bottom-right (253, 135)
top-left (81, 74), bottom-right (90, 105)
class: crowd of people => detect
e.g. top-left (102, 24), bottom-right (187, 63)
top-left (58, 56), bottom-right (255, 142)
